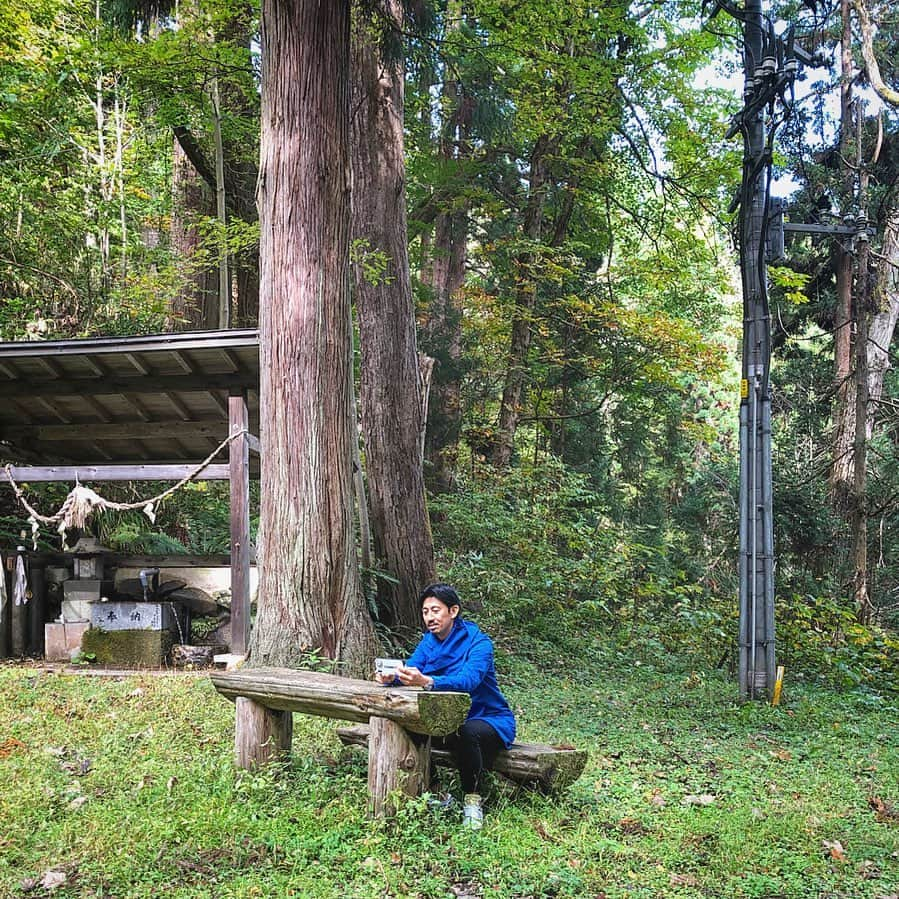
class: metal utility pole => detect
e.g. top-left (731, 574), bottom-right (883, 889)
top-left (720, 0), bottom-right (849, 699)
top-left (735, 0), bottom-right (776, 701)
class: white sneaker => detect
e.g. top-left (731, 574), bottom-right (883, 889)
top-left (462, 793), bottom-right (484, 829)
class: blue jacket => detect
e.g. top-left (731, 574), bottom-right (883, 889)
top-left (406, 618), bottom-right (516, 748)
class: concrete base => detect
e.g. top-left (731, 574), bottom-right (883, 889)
top-left (81, 628), bottom-right (174, 667)
top-left (45, 621), bottom-right (90, 661)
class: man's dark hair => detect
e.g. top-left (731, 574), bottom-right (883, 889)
top-left (418, 583), bottom-right (461, 611)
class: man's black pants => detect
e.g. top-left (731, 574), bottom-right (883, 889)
top-left (433, 718), bottom-right (504, 794)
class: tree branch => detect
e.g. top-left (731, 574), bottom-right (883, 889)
top-left (853, 0), bottom-right (899, 108)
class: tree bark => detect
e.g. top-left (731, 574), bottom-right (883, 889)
top-left (830, 0), bottom-right (857, 500)
top-left (251, 0), bottom-right (377, 675)
top-left (350, 0), bottom-right (435, 633)
top-left (867, 210), bottom-right (899, 429)
top-left (170, 129), bottom-right (218, 329)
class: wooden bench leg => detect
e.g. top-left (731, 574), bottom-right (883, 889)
top-left (367, 716), bottom-right (430, 817)
top-left (234, 697), bottom-right (293, 769)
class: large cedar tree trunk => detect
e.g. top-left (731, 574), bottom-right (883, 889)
top-left (251, 0), bottom-right (377, 674)
top-left (351, 0), bottom-right (435, 633)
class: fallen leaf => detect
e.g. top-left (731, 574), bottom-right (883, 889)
top-left (868, 796), bottom-right (899, 824)
top-left (534, 820), bottom-right (556, 842)
top-left (770, 748), bottom-right (792, 761)
top-left (128, 688), bottom-right (144, 697)
top-left (166, 776), bottom-right (177, 794)
top-left (0, 738), bottom-right (25, 758)
top-left (389, 852), bottom-right (402, 865)
top-left (857, 859), bottom-right (880, 879)
top-left (68, 796), bottom-right (88, 810)
top-left (617, 817), bottom-right (647, 835)
top-left (40, 870), bottom-right (67, 891)
top-left (822, 839), bottom-right (847, 861)
top-left (18, 877), bottom-right (39, 892)
top-left (648, 788), bottom-right (666, 807)
top-left (683, 794), bottom-right (716, 806)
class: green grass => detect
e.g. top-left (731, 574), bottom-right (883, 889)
top-left (0, 646), bottom-right (897, 899)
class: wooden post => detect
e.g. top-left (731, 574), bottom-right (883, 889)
top-left (234, 696), bottom-right (292, 769)
top-left (367, 715), bottom-right (430, 818)
top-left (28, 564), bottom-right (46, 657)
top-left (229, 390), bottom-right (251, 655)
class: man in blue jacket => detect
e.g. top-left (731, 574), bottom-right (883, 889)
top-left (376, 583), bottom-right (516, 829)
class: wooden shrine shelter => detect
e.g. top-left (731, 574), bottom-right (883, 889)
top-left (0, 329), bottom-right (260, 653)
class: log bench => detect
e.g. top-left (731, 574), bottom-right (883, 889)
top-left (210, 667), bottom-right (471, 816)
top-left (336, 723), bottom-right (587, 792)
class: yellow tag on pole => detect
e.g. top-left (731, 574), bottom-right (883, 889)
top-left (740, 379), bottom-right (749, 399)
top-left (771, 665), bottom-right (785, 706)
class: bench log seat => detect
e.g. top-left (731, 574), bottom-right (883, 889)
top-left (210, 667), bottom-right (471, 817)
top-left (337, 723), bottom-right (587, 792)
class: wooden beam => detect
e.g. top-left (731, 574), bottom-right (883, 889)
top-left (33, 397), bottom-right (71, 424)
top-left (15, 551), bottom-right (255, 568)
top-left (84, 396), bottom-right (114, 424)
top-left (229, 391), bottom-right (251, 655)
top-left (1, 421), bottom-right (230, 442)
top-left (36, 356), bottom-right (64, 378)
top-left (0, 372), bottom-right (256, 399)
top-left (209, 669), bottom-right (471, 736)
top-left (124, 353), bottom-right (150, 376)
top-left (208, 390), bottom-right (229, 416)
top-left (164, 392), bottom-right (193, 421)
top-left (2, 464), bottom-right (231, 482)
top-left (170, 351), bottom-right (195, 374)
top-left (125, 394), bottom-right (152, 422)
top-left (220, 349), bottom-right (242, 372)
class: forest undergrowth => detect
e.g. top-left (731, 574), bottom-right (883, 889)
top-left (0, 637), bottom-right (896, 899)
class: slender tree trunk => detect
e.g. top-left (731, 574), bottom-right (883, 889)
top-left (211, 74), bottom-right (231, 329)
top-left (113, 78), bottom-right (128, 280)
top-left (867, 209), bottom-right (899, 431)
top-left (851, 223), bottom-right (870, 624)
top-left (351, 0), bottom-right (435, 633)
top-left (170, 137), bottom-right (217, 328)
top-left (422, 204), bottom-right (467, 490)
top-left (830, 0), bottom-right (856, 500)
top-left (491, 134), bottom-right (555, 467)
top-left (418, 3), bottom-right (469, 491)
top-left (251, 0), bottom-right (377, 674)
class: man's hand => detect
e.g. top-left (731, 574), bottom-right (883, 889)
top-left (397, 666), bottom-right (433, 689)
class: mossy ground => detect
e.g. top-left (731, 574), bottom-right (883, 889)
top-left (0, 644), bottom-right (896, 899)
